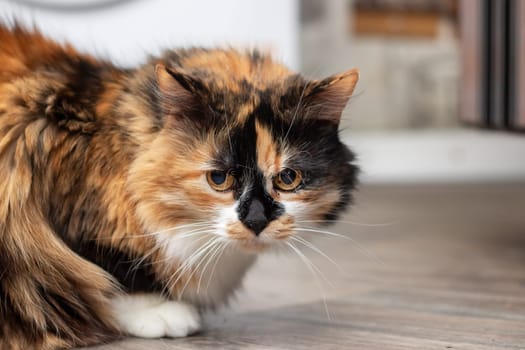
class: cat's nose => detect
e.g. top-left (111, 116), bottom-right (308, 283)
top-left (242, 198), bottom-right (269, 236)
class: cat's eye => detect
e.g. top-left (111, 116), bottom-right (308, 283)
top-left (273, 168), bottom-right (302, 191)
top-left (206, 170), bottom-right (235, 191)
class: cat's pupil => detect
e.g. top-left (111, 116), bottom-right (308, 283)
top-left (210, 170), bottom-right (227, 185)
top-left (280, 169), bottom-right (296, 185)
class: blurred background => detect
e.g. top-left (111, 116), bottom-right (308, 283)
top-left (2, 2), bottom-right (524, 348)
top-left (1, 0), bottom-right (524, 183)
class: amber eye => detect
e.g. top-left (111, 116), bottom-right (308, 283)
top-left (206, 170), bottom-right (235, 191)
top-left (274, 168), bottom-right (302, 191)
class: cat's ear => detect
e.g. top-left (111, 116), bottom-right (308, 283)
top-left (155, 63), bottom-right (204, 119)
top-left (304, 69), bottom-right (359, 125)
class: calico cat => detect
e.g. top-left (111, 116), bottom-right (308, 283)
top-left (0, 24), bottom-right (359, 349)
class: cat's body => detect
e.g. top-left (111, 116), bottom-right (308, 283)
top-left (0, 24), bottom-right (358, 349)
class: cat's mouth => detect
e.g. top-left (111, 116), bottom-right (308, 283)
top-left (225, 217), bottom-right (295, 252)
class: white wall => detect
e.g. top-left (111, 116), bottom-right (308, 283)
top-left (0, 0), bottom-right (300, 69)
top-left (345, 130), bottom-right (525, 183)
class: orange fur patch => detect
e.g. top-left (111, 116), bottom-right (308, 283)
top-left (255, 120), bottom-right (281, 178)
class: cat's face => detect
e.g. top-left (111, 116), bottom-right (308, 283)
top-left (129, 50), bottom-right (358, 252)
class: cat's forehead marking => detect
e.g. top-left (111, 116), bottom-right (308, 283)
top-left (255, 120), bottom-right (280, 177)
top-left (234, 95), bottom-right (259, 125)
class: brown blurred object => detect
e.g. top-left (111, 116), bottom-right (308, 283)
top-left (513, 0), bottom-right (525, 129)
top-left (459, 0), bottom-right (525, 131)
top-left (353, 0), bottom-right (458, 38)
top-left (354, 10), bottom-right (438, 38)
top-left (458, 0), bottom-right (484, 126)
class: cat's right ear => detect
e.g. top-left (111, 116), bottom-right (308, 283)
top-left (303, 69), bottom-right (359, 125)
top-left (155, 64), bottom-right (204, 120)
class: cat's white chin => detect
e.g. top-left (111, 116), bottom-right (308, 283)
top-left (233, 238), bottom-right (269, 252)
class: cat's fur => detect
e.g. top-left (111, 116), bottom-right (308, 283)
top-left (0, 24), bottom-right (359, 349)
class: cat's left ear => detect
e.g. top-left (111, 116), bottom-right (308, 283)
top-left (304, 69), bottom-right (359, 125)
top-left (155, 63), bottom-right (205, 120)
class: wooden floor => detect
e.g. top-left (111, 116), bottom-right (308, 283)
top-left (87, 184), bottom-right (525, 350)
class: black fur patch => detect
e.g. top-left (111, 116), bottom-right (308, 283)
top-left (74, 241), bottom-right (163, 293)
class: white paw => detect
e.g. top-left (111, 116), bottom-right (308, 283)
top-left (112, 294), bottom-right (201, 338)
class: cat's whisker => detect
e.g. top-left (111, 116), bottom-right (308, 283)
top-left (123, 227), bottom-right (216, 267)
top-left (285, 241), bottom-right (334, 288)
top-left (285, 241), bottom-right (332, 320)
top-left (156, 234), bottom-right (215, 297)
top-left (137, 222), bottom-right (213, 238)
top-left (289, 235), bottom-right (348, 276)
top-left (126, 245), bottom-right (160, 279)
top-left (205, 241), bottom-right (229, 291)
top-left (186, 237), bottom-right (221, 278)
top-left (90, 222), bottom-right (213, 241)
top-left (165, 236), bottom-right (220, 295)
top-left (177, 237), bottom-right (223, 297)
top-left (196, 239), bottom-right (226, 294)
top-left (133, 222), bottom-right (212, 238)
top-left (297, 219), bottom-right (397, 227)
top-left (131, 230), bottom-right (218, 268)
top-left (171, 228), bottom-right (217, 240)
top-left (294, 227), bottom-right (386, 267)
top-left (151, 230), bottom-right (215, 273)
top-left (125, 232), bottom-right (219, 288)
top-left (128, 246), bottom-right (161, 288)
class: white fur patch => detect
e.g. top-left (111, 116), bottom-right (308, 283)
top-left (155, 201), bottom-right (256, 307)
top-left (112, 294), bottom-right (200, 338)
top-left (214, 202), bottom-right (239, 237)
top-left (281, 200), bottom-right (309, 221)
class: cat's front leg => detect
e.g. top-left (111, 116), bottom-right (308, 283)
top-left (111, 294), bottom-right (201, 338)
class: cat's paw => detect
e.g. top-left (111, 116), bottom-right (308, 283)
top-left (112, 294), bottom-right (201, 338)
